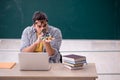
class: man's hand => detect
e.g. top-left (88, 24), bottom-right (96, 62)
top-left (34, 33), bottom-right (43, 45)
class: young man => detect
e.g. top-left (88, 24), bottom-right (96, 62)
top-left (20, 11), bottom-right (62, 63)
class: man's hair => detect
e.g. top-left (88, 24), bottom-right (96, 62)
top-left (32, 11), bottom-right (48, 23)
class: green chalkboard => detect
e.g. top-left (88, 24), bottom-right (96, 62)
top-left (0, 0), bottom-right (120, 39)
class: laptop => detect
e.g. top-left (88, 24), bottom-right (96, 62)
top-left (18, 52), bottom-right (51, 71)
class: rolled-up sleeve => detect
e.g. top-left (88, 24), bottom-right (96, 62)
top-left (20, 27), bottom-right (30, 51)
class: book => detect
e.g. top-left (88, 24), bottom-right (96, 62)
top-left (63, 59), bottom-right (87, 64)
top-left (63, 61), bottom-right (84, 67)
top-left (64, 64), bottom-right (83, 70)
top-left (0, 62), bottom-right (16, 69)
top-left (63, 54), bottom-right (86, 62)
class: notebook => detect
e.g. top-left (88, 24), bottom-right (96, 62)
top-left (18, 52), bottom-right (51, 71)
top-left (0, 62), bottom-right (16, 69)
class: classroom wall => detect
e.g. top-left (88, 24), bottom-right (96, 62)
top-left (0, 39), bottom-right (120, 51)
top-left (0, 0), bottom-right (120, 39)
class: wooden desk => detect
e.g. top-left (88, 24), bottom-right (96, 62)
top-left (0, 63), bottom-right (97, 80)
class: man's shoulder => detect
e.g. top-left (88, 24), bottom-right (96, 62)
top-left (48, 25), bottom-right (61, 32)
top-left (24, 26), bottom-right (33, 30)
top-left (23, 26), bottom-right (35, 32)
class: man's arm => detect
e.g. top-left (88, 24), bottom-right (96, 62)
top-left (21, 33), bottom-right (43, 52)
top-left (43, 41), bottom-right (55, 56)
top-left (21, 42), bottom-right (37, 52)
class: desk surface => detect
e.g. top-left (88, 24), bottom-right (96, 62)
top-left (0, 51), bottom-right (120, 74)
top-left (0, 51), bottom-right (120, 80)
top-left (0, 63), bottom-right (97, 80)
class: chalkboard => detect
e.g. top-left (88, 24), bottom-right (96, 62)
top-left (0, 0), bottom-right (120, 39)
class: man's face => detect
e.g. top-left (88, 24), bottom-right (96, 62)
top-left (34, 20), bottom-right (48, 34)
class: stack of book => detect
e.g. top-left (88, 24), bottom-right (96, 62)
top-left (62, 54), bottom-right (87, 70)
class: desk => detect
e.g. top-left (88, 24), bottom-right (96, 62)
top-left (0, 63), bottom-right (97, 80)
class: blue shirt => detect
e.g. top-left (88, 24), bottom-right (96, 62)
top-left (20, 25), bottom-right (62, 63)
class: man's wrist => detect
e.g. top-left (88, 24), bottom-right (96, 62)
top-left (33, 42), bottom-right (38, 46)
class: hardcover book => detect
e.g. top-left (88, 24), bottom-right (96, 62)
top-left (63, 54), bottom-right (86, 62)
top-left (63, 62), bottom-right (84, 67)
top-left (64, 64), bottom-right (83, 70)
